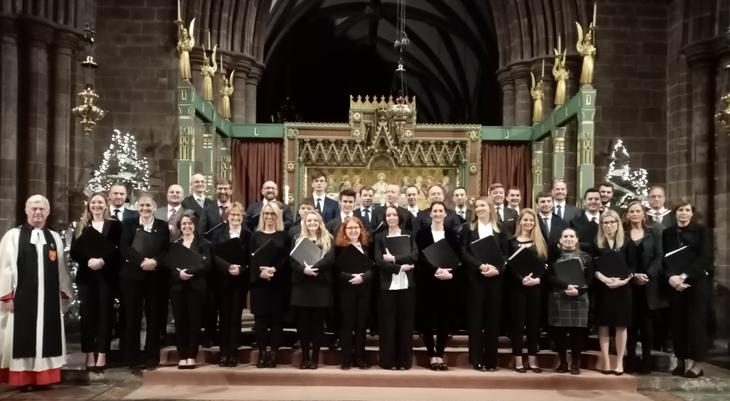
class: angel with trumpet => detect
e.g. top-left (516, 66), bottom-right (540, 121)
top-left (201, 44), bottom-right (217, 101)
top-left (575, 21), bottom-right (597, 85)
top-left (220, 70), bottom-right (235, 119)
top-left (176, 17), bottom-right (196, 81)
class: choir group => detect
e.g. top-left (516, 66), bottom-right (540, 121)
top-left (67, 170), bottom-right (712, 378)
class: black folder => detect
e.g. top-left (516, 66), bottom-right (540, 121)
top-left (664, 245), bottom-right (693, 276)
top-left (251, 239), bottom-right (279, 266)
top-left (164, 242), bottom-right (205, 273)
top-left (469, 235), bottom-right (505, 268)
top-left (553, 258), bottom-right (587, 288)
top-left (215, 238), bottom-right (246, 264)
top-left (335, 245), bottom-right (372, 274)
top-left (507, 246), bottom-right (544, 278)
top-left (132, 230), bottom-right (159, 257)
top-left (75, 228), bottom-right (115, 259)
top-left (290, 238), bottom-right (323, 266)
top-left (596, 250), bottom-right (631, 279)
top-left (423, 239), bottom-right (459, 269)
top-left (384, 235), bottom-right (411, 257)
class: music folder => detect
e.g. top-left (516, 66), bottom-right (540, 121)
top-left (335, 245), bottom-right (372, 274)
top-left (664, 245), bottom-right (693, 276)
top-left (469, 235), bottom-right (505, 268)
top-left (596, 250), bottom-right (631, 279)
top-left (251, 239), bottom-right (278, 265)
top-left (215, 238), bottom-right (246, 264)
top-left (76, 228), bottom-right (115, 259)
top-left (553, 258), bottom-right (587, 288)
top-left (132, 230), bottom-right (159, 257)
top-left (164, 242), bottom-right (205, 274)
top-left (290, 238), bottom-right (323, 266)
top-left (422, 239), bottom-right (459, 269)
top-left (384, 235), bottom-right (411, 257)
top-left (507, 246), bottom-right (544, 277)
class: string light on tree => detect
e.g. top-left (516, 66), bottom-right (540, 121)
top-left (87, 129), bottom-right (150, 193)
top-left (605, 139), bottom-right (649, 209)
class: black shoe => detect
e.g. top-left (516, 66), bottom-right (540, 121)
top-left (219, 355), bottom-right (229, 367)
top-left (529, 365), bottom-right (542, 373)
top-left (145, 361), bottom-right (158, 371)
top-left (299, 359), bottom-right (309, 369)
top-left (684, 369), bottom-right (703, 378)
top-left (556, 363), bottom-right (569, 373)
top-left (357, 361), bottom-right (370, 370)
top-left (570, 366), bottom-right (581, 375)
top-left (429, 362), bottom-right (439, 371)
top-left (515, 366), bottom-right (527, 373)
top-left (267, 351), bottom-right (278, 368)
top-left (671, 362), bottom-right (686, 376)
top-left (437, 363), bottom-right (448, 371)
top-left (227, 357), bottom-right (238, 367)
top-left (473, 363), bottom-right (486, 371)
top-left (309, 360), bottom-right (318, 370)
top-left (341, 361), bottom-right (352, 370)
top-left (613, 370), bottom-right (624, 376)
top-left (256, 350), bottom-right (267, 368)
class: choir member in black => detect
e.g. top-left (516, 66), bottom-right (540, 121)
top-left (249, 202), bottom-right (290, 368)
top-left (459, 196), bottom-right (507, 372)
top-left (663, 199), bottom-right (712, 378)
top-left (547, 228), bottom-right (593, 375)
top-left (624, 201), bottom-right (667, 374)
top-left (211, 202), bottom-right (250, 367)
top-left (334, 217), bottom-right (373, 369)
top-left (506, 209), bottom-right (548, 373)
top-left (119, 193), bottom-right (170, 370)
top-left (415, 201), bottom-right (460, 371)
top-left (374, 206), bottom-right (417, 370)
top-left (570, 188), bottom-right (602, 252)
top-left (70, 192), bottom-right (122, 372)
top-left (593, 209), bottom-right (636, 375)
top-left (290, 212), bottom-right (334, 369)
top-left (168, 211), bottom-right (211, 369)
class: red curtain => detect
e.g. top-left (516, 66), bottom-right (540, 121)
top-left (232, 140), bottom-right (283, 207)
top-left (480, 142), bottom-right (532, 209)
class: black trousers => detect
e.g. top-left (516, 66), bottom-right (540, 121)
top-left (509, 284), bottom-right (541, 356)
top-left (340, 286), bottom-right (371, 363)
top-left (296, 307), bottom-right (327, 360)
top-left (553, 327), bottom-right (586, 364)
top-left (170, 282), bottom-right (205, 360)
top-left (158, 277), bottom-right (170, 339)
top-left (254, 314), bottom-right (284, 351)
top-left (467, 277), bottom-right (502, 368)
top-left (202, 275), bottom-right (220, 343)
top-left (219, 280), bottom-right (247, 357)
top-left (378, 288), bottom-right (415, 369)
top-left (628, 287), bottom-right (655, 368)
top-left (121, 277), bottom-right (162, 366)
top-left (671, 277), bottom-right (709, 362)
top-left (78, 275), bottom-right (113, 353)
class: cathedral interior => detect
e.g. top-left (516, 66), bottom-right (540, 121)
top-left (1, 0), bottom-right (730, 399)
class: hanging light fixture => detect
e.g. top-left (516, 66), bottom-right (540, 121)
top-left (72, 23), bottom-right (105, 135)
top-left (388, 0), bottom-right (413, 123)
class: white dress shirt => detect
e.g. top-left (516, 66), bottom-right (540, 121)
top-left (477, 221), bottom-right (495, 239)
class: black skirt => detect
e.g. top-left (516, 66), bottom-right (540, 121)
top-left (595, 282), bottom-right (632, 327)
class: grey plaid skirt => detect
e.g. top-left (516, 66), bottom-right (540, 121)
top-left (548, 290), bottom-right (589, 328)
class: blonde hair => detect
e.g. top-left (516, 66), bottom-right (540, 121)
top-left (296, 211), bottom-right (333, 254)
top-left (597, 209), bottom-right (624, 249)
top-left (469, 195), bottom-right (501, 233)
top-left (514, 208), bottom-right (548, 260)
top-left (75, 192), bottom-right (111, 238)
top-left (257, 201), bottom-right (285, 232)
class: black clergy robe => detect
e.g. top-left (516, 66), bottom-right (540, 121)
top-left (0, 225), bottom-right (72, 387)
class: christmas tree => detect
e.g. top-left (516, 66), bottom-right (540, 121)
top-left (605, 139), bottom-right (649, 209)
top-left (87, 129), bottom-right (150, 193)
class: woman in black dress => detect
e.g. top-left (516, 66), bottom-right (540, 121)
top-left (70, 192), bottom-right (121, 372)
top-left (119, 193), bottom-right (170, 370)
top-left (459, 196), bottom-right (507, 372)
top-left (547, 227), bottom-right (592, 375)
top-left (593, 209), bottom-right (636, 375)
top-left (290, 211), bottom-right (334, 369)
top-left (663, 198), bottom-right (712, 378)
top-left (168, 211), bottom-right (211, 369)
top-left (374, 206), bottom-right (417, 370)
top-left (249, 202), bottom-right (290, 368)
top-left (211, 202), bottom-right (250, 367)
top-left (334, 216), bottom-right (373, 369)
top-left (415, 201), bottom-right (460, 371)
top-left (624, 201), bottom-right (667, 374)
top-left (506, 208), bottom-right (548, 373)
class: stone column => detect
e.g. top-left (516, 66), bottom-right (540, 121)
top-left (538, 57), bottom-right (555, 117)
top-left (0, 18), bottom-right (19, 232)
top-left (245, 66), bottom-right (261, 123)
top-left (512, 63), bottom-right (532, 126)
top-left (232, 56), bottom-right (252, 122)
top-left (531, 140), bottom-right (545, 202)
top-left (497, 69), bottom-right (515, 126)
top-left (24, 23), bottom-right (54, 197)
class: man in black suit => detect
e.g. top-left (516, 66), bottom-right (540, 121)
top-left (181, 173), bottom-right (215, 219)
top-left (570, 187), bottom-right (602, 251)
top-left (246, 180), bottom-right (295, 232)
top-left (598, 182), bottom-right (621, 214)
top-left (353, 186), bottom-right (381, 233)
top-left (452, 186), bottom-right (471, 224)
top-left (506, 186), bottom-right (522, 214)
top-left (309, 170), bottom-right (339, 223)
top-left (414, 184), bottom-right (459, 232)
top-left (109, 183), bottom-right (139, 222)
top-left (536, 191), bottom-right (568, 253)
top-left (375, 184), bottom-right (413, 231)
top-left (325, 189), bottom-right (357, 235)
top-left (200, 177), bottom-right (232, 239)
top-left (489, 183), bottom-right (518, 236)
top-left (647, 186), bottom-right (675, 228)
top-left (404, 185), bottom-right (420, 218)
top-left (551, 179), bottom-right (581, 223)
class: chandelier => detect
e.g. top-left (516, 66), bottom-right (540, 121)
top-left (72, 23), bottom-right (105, 135)
top-left (388, 0), bottom-right (413, 123)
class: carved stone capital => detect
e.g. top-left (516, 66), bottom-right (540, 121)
top-left (496, 69), bottom-right (514, 88)
top-left (683, 41), bottom-right (714, 67)
top-left (510, 62), bottom-right (532, 83)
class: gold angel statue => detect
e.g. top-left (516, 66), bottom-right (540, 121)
top-left (552, 48), bottom-right (569, 106)
top-left (201, 44), bottom-right (217, 101)
top-left (219, 69), bottom-right (235, 119)
top-left (575, 21), bottom-right (597, 85)
top-left (176, 17), bottom-right (196, 81)
top-left (530, 72), bottom-right (544, 123)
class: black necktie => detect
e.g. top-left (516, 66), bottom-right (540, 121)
top-left (316, 198), bottom-right (322, 213)
top-left (543, 217), bottom-right (550, 236)
top-left (363, 208), bottom-right (370, 223)
top-left (114, 208), bottom-right (121, 221)
top-left (591, 216), bottom-right (597, 224)
top-left (555, 204), bottom-right (562, 219)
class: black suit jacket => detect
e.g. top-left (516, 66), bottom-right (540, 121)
top-left (354, 206), bottom-right (382, 232)
top-left (119, 218), bottom-right (170, 280)
top-left (570, 213), bottom-right (599, 252)
top-left (245, 200), bottom-right (295, 232)
top-left (538, 214), bottom-right (568, 247)
top-left (459, 224), bottom-right (508, 286)
top-left (662, 222), bottom-right (712, 282)
top-left (210, 224), bottom-right (251, 278)
top-left (308, 196), bottom-right (339, 223)
top-left (373, 230), bottom-right (418, 290)
top-left (374, 205), bottom-right (412, 232)
top-left (497, 206), bottom-right (519, 237)
top-left (413, 208), bottom-right (460, 233)
top-left (168, 236), bottom-right (212, 290)
top-left (200, 203), bottom-right (226, 239)
top-left (453, 207), bottom-right (472, 225)
top-left (181, 195), bottom-right (215, 219)
top-left (70, 219), bottom-right (122, 283)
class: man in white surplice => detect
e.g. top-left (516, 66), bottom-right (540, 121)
top-left (0, 195), bottom-right (71, 390)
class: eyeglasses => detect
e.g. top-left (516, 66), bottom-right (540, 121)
top-left (262, 212), bottom-right (276, 216)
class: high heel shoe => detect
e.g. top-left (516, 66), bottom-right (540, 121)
top-left (528, 365), bottom-right (542, 373)
top-left (684, 369), bottom-right (703, 378)
top-left (515, 366), bottom-right (527, 373)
